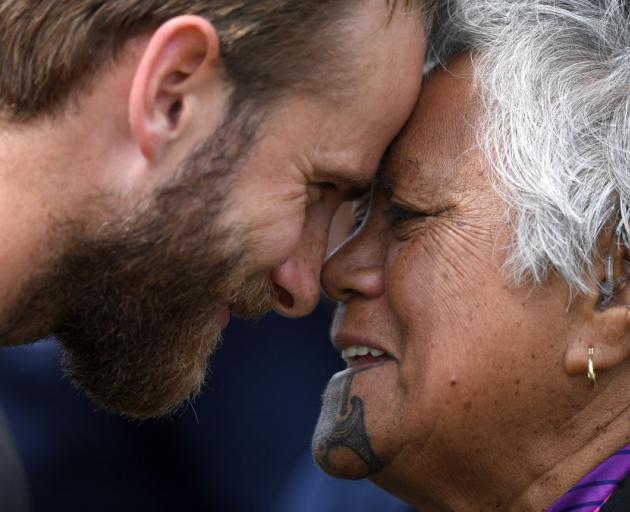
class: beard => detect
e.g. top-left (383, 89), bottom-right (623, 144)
top-left (2, 101), bottom-right (275, 419)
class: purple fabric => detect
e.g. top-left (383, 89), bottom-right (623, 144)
top-left (546, 443), bottom-right (630, 512)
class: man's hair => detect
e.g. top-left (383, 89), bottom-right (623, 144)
top-left (428, 0), bottom-right (630, 294)
top-left (0, 0), bottom-right (429, 122)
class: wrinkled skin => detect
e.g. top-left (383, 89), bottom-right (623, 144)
top-left (316, 54), bottom-right (630, 511)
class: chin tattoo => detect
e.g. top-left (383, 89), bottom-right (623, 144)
top-left (312, 369), bottom-right (384, 478)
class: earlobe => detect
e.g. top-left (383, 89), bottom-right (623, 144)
top-left (564, 296), bottom-right (630, 379)
top-left (129, 15), bottom-right (221, 161)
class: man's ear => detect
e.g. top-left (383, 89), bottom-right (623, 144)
top-left (565, 246), bottom-right (630, 379)
top-left (129, 15), bottom-right (223, 161)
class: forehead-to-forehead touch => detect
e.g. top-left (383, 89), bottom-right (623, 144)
top-left (395, 53), bottom-right (479, 169)
top-left (383, 51), bottom-right (489, 208)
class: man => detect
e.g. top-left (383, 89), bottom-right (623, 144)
top-left (0, 0), bottom-right (432, 419)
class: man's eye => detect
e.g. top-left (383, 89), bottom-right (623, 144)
top-left (307, 182), bottom-right (337, 204)
top-left (318, 182), bottom-right (337, 192)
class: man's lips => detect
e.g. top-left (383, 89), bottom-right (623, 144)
top-left (332, 333), bottom-right (396, 368)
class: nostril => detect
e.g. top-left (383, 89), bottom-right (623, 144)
top-left (274, 284), bottom-right (295, 310)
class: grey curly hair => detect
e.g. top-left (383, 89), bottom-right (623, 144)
top-left (428, 0), bottom-right (630, 294)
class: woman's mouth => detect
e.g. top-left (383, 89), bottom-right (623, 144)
top-left (341, 345), bottom-right (392, 368)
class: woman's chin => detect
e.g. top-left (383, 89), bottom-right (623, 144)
top-left (311, 361), bottom-right (400, 480)
top-left (314, 446), bottom-right (377, 479)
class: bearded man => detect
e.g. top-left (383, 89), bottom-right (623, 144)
top-left (0, 0), bottom-right (433, 419)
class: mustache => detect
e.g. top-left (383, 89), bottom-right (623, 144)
top-left (229, 271), bottom-right (276, 319)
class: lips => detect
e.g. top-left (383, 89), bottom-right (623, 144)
top-left (333, 334), bottom-right (395, 369)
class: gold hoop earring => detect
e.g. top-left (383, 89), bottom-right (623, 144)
top-left (587, 347), bottom-right (597, 387)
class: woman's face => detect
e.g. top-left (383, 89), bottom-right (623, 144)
top-left (314, 56), bottom-right (589, 505)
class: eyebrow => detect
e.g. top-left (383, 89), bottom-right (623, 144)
top-left (391, 154), bottom-right (425, 178)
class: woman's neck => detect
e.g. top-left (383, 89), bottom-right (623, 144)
top-left (512, 398), bottom-right (630, 512)
top-left (375, 380), bottom-right (630, 512)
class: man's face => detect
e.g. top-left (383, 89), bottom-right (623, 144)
top-left (6, 106), bottom-right (275, 419)
top-left (1, 1), bottom-right (426, 419)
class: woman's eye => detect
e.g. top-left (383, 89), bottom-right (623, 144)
top-left (384, 204), bottom-right (430, 237)
top-left (350, 209), bottom-right (368, 232)
top-left (385, 204), bottom-right (420, 223)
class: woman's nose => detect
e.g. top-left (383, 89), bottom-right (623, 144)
top-left (321, 227), bottom-right (384, 304)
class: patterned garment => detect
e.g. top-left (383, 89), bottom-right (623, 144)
top-left (546, 443), bottom-right (630, 512)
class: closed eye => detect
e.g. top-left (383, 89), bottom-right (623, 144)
top-left (385, 204), bottom-right (427, 224)
top-left (349, 194), bottom-right (371, 233)
top-left (385, 203), bottom-right (432, 239)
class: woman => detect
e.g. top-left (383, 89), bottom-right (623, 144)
top-left (311, 1), bottom-right (630, 510)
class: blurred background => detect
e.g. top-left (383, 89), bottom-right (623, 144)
top-left (0, 205), bottom-right (413, 512)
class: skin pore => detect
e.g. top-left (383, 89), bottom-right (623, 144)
top-left (0, 2), bottom-right (425, 418)
top-left (315, 54), bottom-right (630, 511)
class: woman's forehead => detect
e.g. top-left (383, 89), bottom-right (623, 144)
top-left (384, 65), bottom-right (484, 198)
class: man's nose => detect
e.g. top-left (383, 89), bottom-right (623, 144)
top-left (270, 212), bottom-right (330, 318)
top-left (270, 252), bottom-right (322, 318)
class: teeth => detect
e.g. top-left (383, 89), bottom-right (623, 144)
top-left (341, 345), bottom-right (387, 364)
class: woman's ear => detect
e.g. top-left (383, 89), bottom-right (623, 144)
top-left (129, 15), bottom-right (224, 161)
top-left (564, 244), bottom-right (630, 378)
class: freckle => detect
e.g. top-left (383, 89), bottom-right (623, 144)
top-left (531, 353), bottom-right (536, 359)
top-left (514, 379), bottom-right (521, 385)
top-left (493, 399), bottom-right (499, 405)
top-left (464, 401), bottom-right (472, 411)
top-left (450, 378), bottom-right (457, 386)
top-left (514, 390), bottom-right (520, 396)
